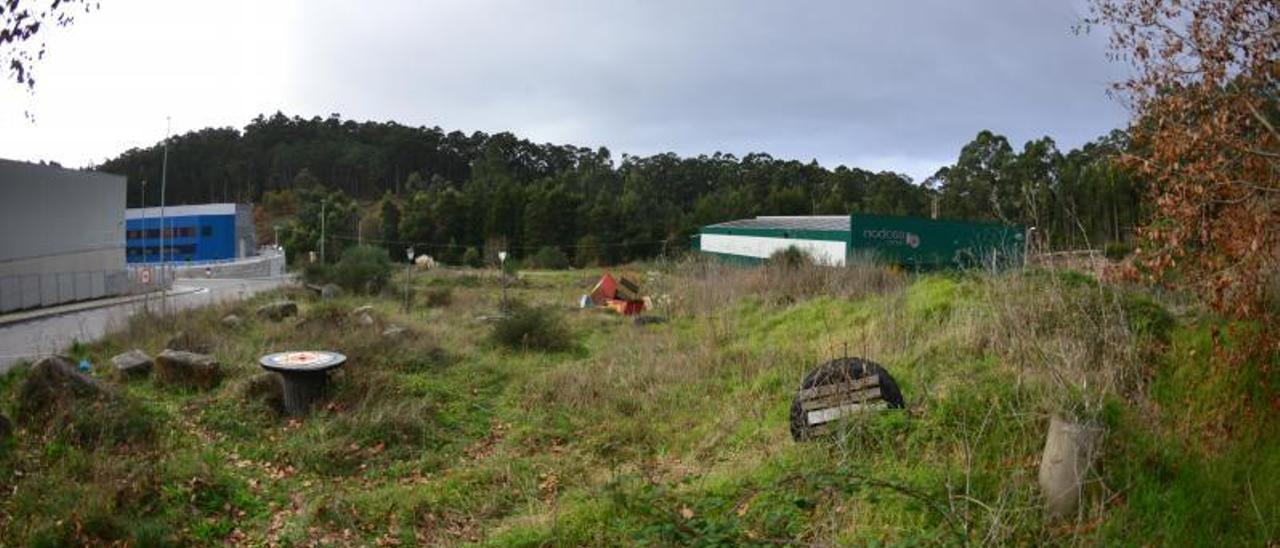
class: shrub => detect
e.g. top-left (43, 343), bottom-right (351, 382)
top-left (529, 246), bottom-right (571, 270)
top-left (462, 247), bottom-right (482, 268)
top-left (574, 235), bottom-right (603, 267)
top-left (301, 262), bottom-right (333, 286)
top-left (423, 287), bottom-right (453, 308)
top-left (501, 257), bottom-right (521, 276)
top-left (767, 246), bottom-right (813, 269)
top-left (1122, 293), bottom-right (1174, 344)
top-left (1104, 242), bottom-right (1132, 262)
top-left (332, 245), bottom-right (394, 294)
top-left (261, 189), bottom-right (297, 215)
top-left (490, 303), bottom-right (575, 352)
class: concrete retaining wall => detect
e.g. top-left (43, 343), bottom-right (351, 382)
top-left (173, 252), bottom-right (285, 279)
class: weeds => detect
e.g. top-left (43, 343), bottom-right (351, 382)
top-left (0, 262), bottom-right (1271, 545)
top-left (490, 302), bottom-right (576, 352)
top-left (422, 287), bottom-right (453, 308)
top-left (665, 254), bottom-right (905, 318)
top-left (984, 270), bottom-right (1149, 421)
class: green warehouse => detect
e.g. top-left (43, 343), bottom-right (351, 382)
top-left (696, 214), bottom-right (1027, 270)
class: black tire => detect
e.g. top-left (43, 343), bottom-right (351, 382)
top-left (789, 357), bottom-right (905, 441)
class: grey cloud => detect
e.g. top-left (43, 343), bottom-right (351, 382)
top-left (286, 0), bottom-right (1127, 180)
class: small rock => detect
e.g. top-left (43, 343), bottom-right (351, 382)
top-left (633, 315), bottom-right (668, 326)
top-left (320, 284), bottom-right (343, 299)
top-left (381, 325), bottom-right (407, 338)
top-left (154, 350), bottom-right (222, 390)
top-left (221, 314), bottom-right (243, 328)
top-left (359, 313), bottom-right (376, 326)
top-left (351, 305), bottom-right (375, 317)
top-left (165, 331), bottom-right (213, 354)
top-left (238, 372), bottom-right (285, 416)
top-left (111, 349), bottom-right (153, 378)
top-left (17, 356), bottom-right (114, 422)
top-left (257, 300), bottom-right (299, 322)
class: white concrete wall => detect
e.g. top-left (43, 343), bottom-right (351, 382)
top-left (700, 233), bottom-right (847, 266)
top-left (0, 160), bottom-right (127, 312)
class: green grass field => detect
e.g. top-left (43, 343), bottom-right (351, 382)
top-left (0, 261), bottom-right (1275, 546)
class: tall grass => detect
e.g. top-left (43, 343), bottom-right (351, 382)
top-left (663, 254), bottom-right (905, 318)
top-left (1, 258), bottom-right (1270, 545)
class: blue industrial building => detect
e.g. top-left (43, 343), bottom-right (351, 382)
top-left (125, 203), bottom-right (256, 263)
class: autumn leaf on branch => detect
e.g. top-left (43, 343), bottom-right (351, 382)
top-left (1091, 0), bottom-right (1280, 331)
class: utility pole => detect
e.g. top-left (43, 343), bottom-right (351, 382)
top-left (140, 179), bottom-right (149, 312)
top-left (160, 116), bottom-right (171, 314)
top-left (320, 199), bottom-right (327, 264)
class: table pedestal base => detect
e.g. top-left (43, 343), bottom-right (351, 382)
top-left (279, 372), bottom-right (328, 416)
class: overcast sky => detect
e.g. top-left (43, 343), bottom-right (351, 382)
top-left (0, 0), bottom-right (1129, 182)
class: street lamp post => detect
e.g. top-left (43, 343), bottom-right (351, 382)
top-left (319, 199), bottom-right (327, 264)
top-left (404, 247), bottom-right (415, 313)
top-left (498, 251), bottom-right (508, 313)
top-left (160, 117), bottom-right (171, 315)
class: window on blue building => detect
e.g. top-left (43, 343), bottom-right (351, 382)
top-left (202, 226), bottom-right (213, 237)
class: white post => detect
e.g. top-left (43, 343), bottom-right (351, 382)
top-left (404, 247), bottom-right (415, 313)
top-left (498, 251), bottom-right (508, 313)
top-left (160, 117), bottom-right (171, 313)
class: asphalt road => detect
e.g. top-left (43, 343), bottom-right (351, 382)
top-left (0, 276), bottom-right (291, 372)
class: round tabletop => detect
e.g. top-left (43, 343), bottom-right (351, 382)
top-left (259, 350), bottom-right (347, 373)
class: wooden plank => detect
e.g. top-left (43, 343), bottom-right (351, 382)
top-left (796, 376), bottom-right (880, 400)
top-left (800, 387), bottom-right (883, 411)
top-left (806, 400), bottom-right (890, 426)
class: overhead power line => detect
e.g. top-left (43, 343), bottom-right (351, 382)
top-left (325, 233), bottom-right (676, 251)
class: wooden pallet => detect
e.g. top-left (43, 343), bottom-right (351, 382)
top-left (798, 374), bottom-right (887, 435)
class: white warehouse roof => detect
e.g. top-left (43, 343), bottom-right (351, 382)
top-left (125, 203), bottom-right (244, 219)
top-left (703, 215), bottom-right (851, 232)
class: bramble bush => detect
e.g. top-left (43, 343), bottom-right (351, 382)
top-left (529, 246), bottom-right (571, 270)
top-left (332, 245), bottom-right (393, 294)
top-left (490, 302), bottom-right (575, 352)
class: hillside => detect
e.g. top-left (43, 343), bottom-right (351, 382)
top-left (0, 261), bottom-right (1275, 545)
top-left (100, 114), bottom-right (1142, 263)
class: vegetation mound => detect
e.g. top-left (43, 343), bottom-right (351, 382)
top-left (0, 264), bottom-right (1272, 545)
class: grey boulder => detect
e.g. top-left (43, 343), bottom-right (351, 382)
top-left (17, 356), bottom-right (114, 422)
top-left (165, 331), bottom-right (213, 354)
top-left (320, 284), bottom-right (343, 299)
top-left (257, 300), bottom-right (299, 321)
top-left (238, 372), bottom-right (286, 416)
top-left (111, 349), bottom-right (153, 378)
top-left (154, 350), bottom-right (222, 390)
